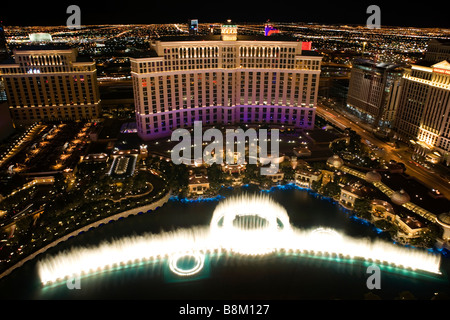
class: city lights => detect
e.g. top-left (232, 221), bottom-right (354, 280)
top-left (0, 13), bottom-right (449, 302)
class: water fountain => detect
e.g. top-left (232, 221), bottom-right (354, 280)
top-left (37, 194), bottom-right (442, 286)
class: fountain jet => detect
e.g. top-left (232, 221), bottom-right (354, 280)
top-left (37, 194), bottom-right (442, 286)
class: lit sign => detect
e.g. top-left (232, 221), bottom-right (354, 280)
top-left (264, 24), bottom-right (279, 36)
top-left (190, 20), bottom-right (198, 31)
top-left (302, 42), bottom-right (312, 51)
top-left (433, 68), bottom-right (450, 75)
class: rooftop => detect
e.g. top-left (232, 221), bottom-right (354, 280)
top-left (155, 34), bottom-right (303, 43)
top-left (342, 181), bottom-right (372, 197)
top-left (189, 174), bottom-right (209, 185)
top-left (399, 215), bottom-right (427, 230)
top-left (0, 45), bottom-right (94, 64)
top-left (13, 44), bottom-right (72, 52)
top-left (352, 58), bottom-right (405, 71)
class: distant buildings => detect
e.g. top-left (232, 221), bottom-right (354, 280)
top-left (0, 22), bottom-right (13, 140)
top-left (294, 169), bottom-right (321, 188)
top-left (0, 47), bottom-right (101, 125)
top-left (188, 172), bottom-right (210, 195)
top-left (346, 59), bottom-right (404, 130)
top-left (0, 22), bottom-right (9, 62)
top-left (0, 98), bottom-right (14, 140)
top-left (188, 19), bottom-right (198, 36)
top-left (339, 180), bottom-right (372, 209)
top-left (345, 39), bottom-right (450, 165)
top-left (131, 22), bottom-right (322, 140)
top-left (0, 38), bottom-right (14, 139)
top-left (423, 39), bottom-right (450, 64)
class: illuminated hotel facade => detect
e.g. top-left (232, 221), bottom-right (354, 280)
top-left (394, 60), bottom-right (450, 164)
top-left (0, 47), bottom-right (101, 125)
top-left (131, 23), bottom-right (322, 140)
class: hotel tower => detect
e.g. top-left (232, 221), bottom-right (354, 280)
top-left (131, 22), bottom-right (322, 140)
top-left (393, 40), bottom-right (450, 165)
top-left (0, 46), bottom-right (101, 125)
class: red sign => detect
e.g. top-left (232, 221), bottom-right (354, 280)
top-left (433, 68), bottom-right (450, 75)
top-left (302, 42), bottom-right (312, 51)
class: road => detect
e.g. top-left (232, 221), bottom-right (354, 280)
top-left (316, 103), bottom-right (450, 200)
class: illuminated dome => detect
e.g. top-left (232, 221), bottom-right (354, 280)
top-left (29, 33), bottom-right (53, 42)
top-left (437, 213), bottom-right (450, 241)
top-left (391, 189), bottom-right (410, 205)
top-left (365, 170), bottom-right (382, 183)
top-left (327, 155), bottom-right (344, 169)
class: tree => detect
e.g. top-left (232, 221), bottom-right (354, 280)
top-left (322, 180), bottom-right (340, 198)
top-left (207, 163), bottom-right (226, 187)
top-left (280, 161), bottom-right (295, 181)
top-left (353, 198), bottom-right (372, 220)
top-left (311, 161), bottom-right (326, 171)
top-left (330, 139), bottom-right (347, 153)
top-left (311, 178), bottom-right (322, 192)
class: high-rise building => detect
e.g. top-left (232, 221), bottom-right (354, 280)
top-left (131, 23), bottom-right (322, 140)
top-left (346, 59), bottom-right (404, 131)
top-left (424, 39), bottom-right (450, 64)
top-left (0, 79), bottom-right (14, 141)
top-left (188, 19), bottom-right (198, 36)
top-left (0, 22), bottom-right (9, 116)
top-left (0, 46), bottom-right (101, 125)
top-left (394, 60), bottom-right (450, 165)
top-left (0, 21), bottom-right (9, 62)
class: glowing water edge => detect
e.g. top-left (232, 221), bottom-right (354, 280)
top-left (37, 194), bottom-right (441, 286)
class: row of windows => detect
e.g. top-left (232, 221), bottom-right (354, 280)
top-left (134, 43), bottom-right (320, 73)
top-left (0, 64), bottom-right (95, 75)
top-left (136, 71), bottom-right (318, 114)
top-left (136, 57), bottom-right (319, 73)
top-left (438, 137), bottom-right (450, 152)
top-left (11, 105), bottom-right (99, 122)
top-left (4, 74), bottom-right (97, 107)
top-left (17, 54), bottom-right (69, 66)
top-left (162, 46), bottom-right (299, 59)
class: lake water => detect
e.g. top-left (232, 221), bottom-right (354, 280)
top-left (1, 185), bottom-right (449, 300)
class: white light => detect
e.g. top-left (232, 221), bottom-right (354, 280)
top-left (37, 195), bottom-right (442, 285)
top-left (169, 252), bottom-right (205, 276)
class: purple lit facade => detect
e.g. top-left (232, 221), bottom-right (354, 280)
top-left (264, 24), bottom-right (280, 36)
top-left (131, 34), bottom-right (322, 140)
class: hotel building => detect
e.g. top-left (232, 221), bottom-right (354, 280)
top-left (424, 39), bottom-right (450, 64)
top-left (0, 22), bottom-right (9, 62)
top-left (346, 59), bottom-right (404, 130)
top-left (394, 60), bottom-right (450, 164)
top-left (0, 46), bottom-right (101, 125)
top-left (131, 23), bottom-right (322, 140)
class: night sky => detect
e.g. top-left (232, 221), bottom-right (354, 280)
top-left (1, 0), bottom-right (449, 28)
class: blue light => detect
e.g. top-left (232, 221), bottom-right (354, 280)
top-left (349, 215), bottom-right (383, 234)
top-left (171, 194), bottom-right (226, 204)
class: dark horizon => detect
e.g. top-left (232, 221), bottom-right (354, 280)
top-left (1, 1), bottom-right (449, 29)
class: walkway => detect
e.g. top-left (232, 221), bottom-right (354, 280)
top-left (340, 165), bottom-right (437, 223)
top-left (0, 191), bottom-right (171, 281)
